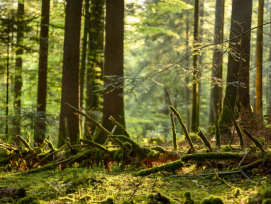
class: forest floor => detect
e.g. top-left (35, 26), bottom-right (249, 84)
top-left (0, 163), bottom-right (270, 204)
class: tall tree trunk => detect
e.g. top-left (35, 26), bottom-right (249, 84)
top-left (256, 0), bottom-right (264, 115)
top-left (185, 10), bottom-right (190, 133)
top-left (197, 0), bottom-right (204, 128)
top-left (13, 2), bottom-right (24, 145)
top-left (86, 0), bottom-right (104, 110)
top-left (35, 0), bottom-right (50, 145)
top-left (80, 0), bottom-right (89, 109)
top-left (58, 0), bottom-right (83, 147)
top-left (95, 0), bottom-right (125, 144)
top-left (219, 0), bottom-right (252, 126)
top-left (209, 0), bottom-right (224, 125)
top-left (269, 0), bottom-right (271, 116)
top-left (191, 0), bottom-right (199, 132)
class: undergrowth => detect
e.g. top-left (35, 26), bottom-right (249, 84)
top-left (0, 165), bottom-right (270, 203)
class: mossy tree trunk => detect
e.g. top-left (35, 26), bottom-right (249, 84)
top-left (13, 1), bottom-right (24, 145)
top-left (191, 0), bottom-right (200, 133)
top-left (86, 0), bottom-right (104, 110)
top-left (35, 0), bottom-right (50, 144)
top-left (219, 0), bottom-right (252, 127)
top-left (58, 0), bottom-right (83, 147)
top-left (79, 0), bottom-right (90, 110)
top-left (209, 0), bottom-right (224, 125)
top-left (95, 0), bottom-right (125, 144)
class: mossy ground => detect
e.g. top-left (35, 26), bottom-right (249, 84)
top-left (0, 165), bottom-right (270, 203)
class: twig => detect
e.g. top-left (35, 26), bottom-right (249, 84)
top-left (65, 103), bottom-right (111, 135)
top-left (168, 170), bottom-right (242, 178)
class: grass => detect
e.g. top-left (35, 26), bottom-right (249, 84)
top-left (0, 164), bottom-right (270, 203)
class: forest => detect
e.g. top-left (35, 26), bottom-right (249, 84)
top-left (0, 0), bottom-right (271, 203)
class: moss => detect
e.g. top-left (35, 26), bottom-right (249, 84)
top-left (108, 135), bottom-right (140, 150)
top-left (221, 145), bottom-right (232, 152)
top-left (151, 146), bottom-right (165, 154)
top-left (233, 188), bottom-right (241, 198)
top-left (181, 152), bottom-right (240, 163)
top-left (16, 135), bottom-right (32, 151)
top-left (44, 139), bottom-right (56, 152)
top-left (197, 129), bottom-right (212, 152)
top-left (184, 191), bottom-right (194, 204)
top-left (94, 149), bottom-right (104, 167)
top-left (101, 197), bottom-right (116, 204)
top-left (135, 160), bottom-right (183, 177)
top-left (109, 116), bottom-right (130, 138)
top-left (214, 120), bottom-right (221, 150)
top-left (263, 199), bottom-right (271, 204)
top-left (80, 139), bottom-right (111, 154)
top-left (200, 195), bottom-right (225, 204)
top-left (17, 196), bottom-right (40, 204)
top-left (263, 188), bottom-right (271, 199)
top-left (242, 129), bottom-right (265, 153)
top-left (0, 197), bottom-right (13, 203)
top-left (170, 105), bottom-right (194, 151)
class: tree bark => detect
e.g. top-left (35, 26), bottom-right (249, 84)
top-left (95, 0), bottom-right (125, 144)
top-left (209, 0), bottom-right (224, 125)
top-left (219, 0), bottom-right (252, 126)
top-left (185, 10), bottom-right (190, 133)
top-left (79, 0), bottom-right (90, 110)
top-left (269, 0), bottom-right (271, 117)
top-left (191, 0), bottom-right (199, 132)
top-left (256, 0), bottom-right (264, 115)
top-left (35, 0), bottom-right (50, 145)
top-left (13, 2), bottom-right (24, 145)
top-left (58, 0), bottom-right (83, 147)
top-left (86, 0), bottom-right (104, 110)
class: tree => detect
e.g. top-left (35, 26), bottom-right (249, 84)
top-left (35, 0), bottom-right (50, 144)
top-left (13, 1), bottom-right (24, 145)
top-left (256, 0), bottom-right (264, 115)
top-left (95, 0), bottom-right (125, 144)
top-left (219, 0), bottom-right (252, 126)
top-left (86, 0), bottom-right (104, 110)
top-left (58, 0), bottom-right (83, 147)
top-left (209, 0), bottom-right (224, 125)
top-left (79, 0), bottom-right (89, 109)
top-left (191, 0), bottom-right (199, 132)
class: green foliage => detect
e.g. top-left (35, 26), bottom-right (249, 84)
top-left (17, 196), bottom-right (40, 204)
top-left (184, 191), bottom-right (194, 204)
top-left (263, 199), bottom-right (271, 204)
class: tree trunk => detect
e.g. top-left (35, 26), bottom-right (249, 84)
top-left (269, 0), bottom-right (271, 117)
top-left (191, 0), bottom-right (199, 132)
top-left (79, 0), bottom-right (89, 109)
top-left (256, 0), bottom-right (264, 115)
top-left (58, 0), bottom-right (83, 147)
top-left (219, 0), bottom-right (252, 127)
top-left (95, 0), bottom-right (125, 144)
top-left (13, 2), bottom-right (24, 145)
top-left (185, 10), bottom-right (190, 133)
top-left (35, 0), bottom-right (50, 145)
top-left (209, 0), bottom-right (224, 125)
top-left (86, 0), bottom-right (104, 110)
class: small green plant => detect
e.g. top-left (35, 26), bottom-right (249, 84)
top-left (184, 191), bottom-right (194, 204)
top-left (200, 195), bottom-right (225, 204)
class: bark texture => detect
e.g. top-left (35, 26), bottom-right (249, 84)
top-left (191, 0), bottom-right (200, 132)
top-left (58, 0), bottom-right (83, 147)
top-left (256, 0), bottom-right (264, 115)
top-left (79, 0), bottom-right (90, 109)
top-left (219, 0), bottom-right (252, 126)
top-left (209, 0), bottom-right (224, 125)
top-left (35, 0), bottom-right (50, 144)
top-left (13, 2), bottom-right (24, 145)
top-left (95, 0), bottom-right (125, 144)
top-left (86, 0), bottom-right (104, 110)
